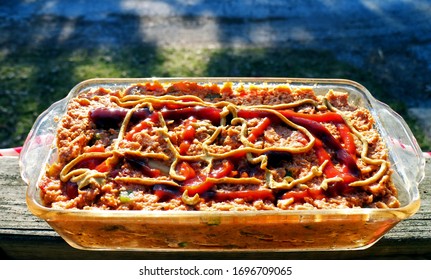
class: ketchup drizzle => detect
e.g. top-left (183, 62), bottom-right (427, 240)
top-left (89, 94), bottom-right (363, 204)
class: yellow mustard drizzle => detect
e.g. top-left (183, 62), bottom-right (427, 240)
top-left (58, 83), bottom-right (389, 204)
top-left (322, 93), bottom-right (389, 187)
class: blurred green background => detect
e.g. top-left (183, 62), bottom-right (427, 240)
top-left (1, 1), bottom-right (431, 150)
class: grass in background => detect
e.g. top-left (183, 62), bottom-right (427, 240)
top-left (1, 46), bottom-right (430, 150)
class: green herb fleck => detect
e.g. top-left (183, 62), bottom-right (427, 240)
top-left (119, 191), bottom-right (132, 203)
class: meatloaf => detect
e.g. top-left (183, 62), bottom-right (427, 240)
top-left (39, 81), bottom-right (400, 211)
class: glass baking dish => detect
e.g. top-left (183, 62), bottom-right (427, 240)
top-left (20, 78), bottom-right (424, 251)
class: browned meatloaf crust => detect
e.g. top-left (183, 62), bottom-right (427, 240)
top-left (39, 81), bottom-right (399, 210)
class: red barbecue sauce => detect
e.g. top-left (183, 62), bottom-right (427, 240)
top-left (88, 99), bottom-right (360, 204)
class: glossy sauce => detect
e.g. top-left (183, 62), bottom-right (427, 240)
top-left (87, 98), bottom-right (361, 203)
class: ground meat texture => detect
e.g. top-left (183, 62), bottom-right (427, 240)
top-left (39, 82), bottom-right (399, 211)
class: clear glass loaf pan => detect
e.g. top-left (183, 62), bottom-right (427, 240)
top-left (20, 78), bottom-right (424, 251)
